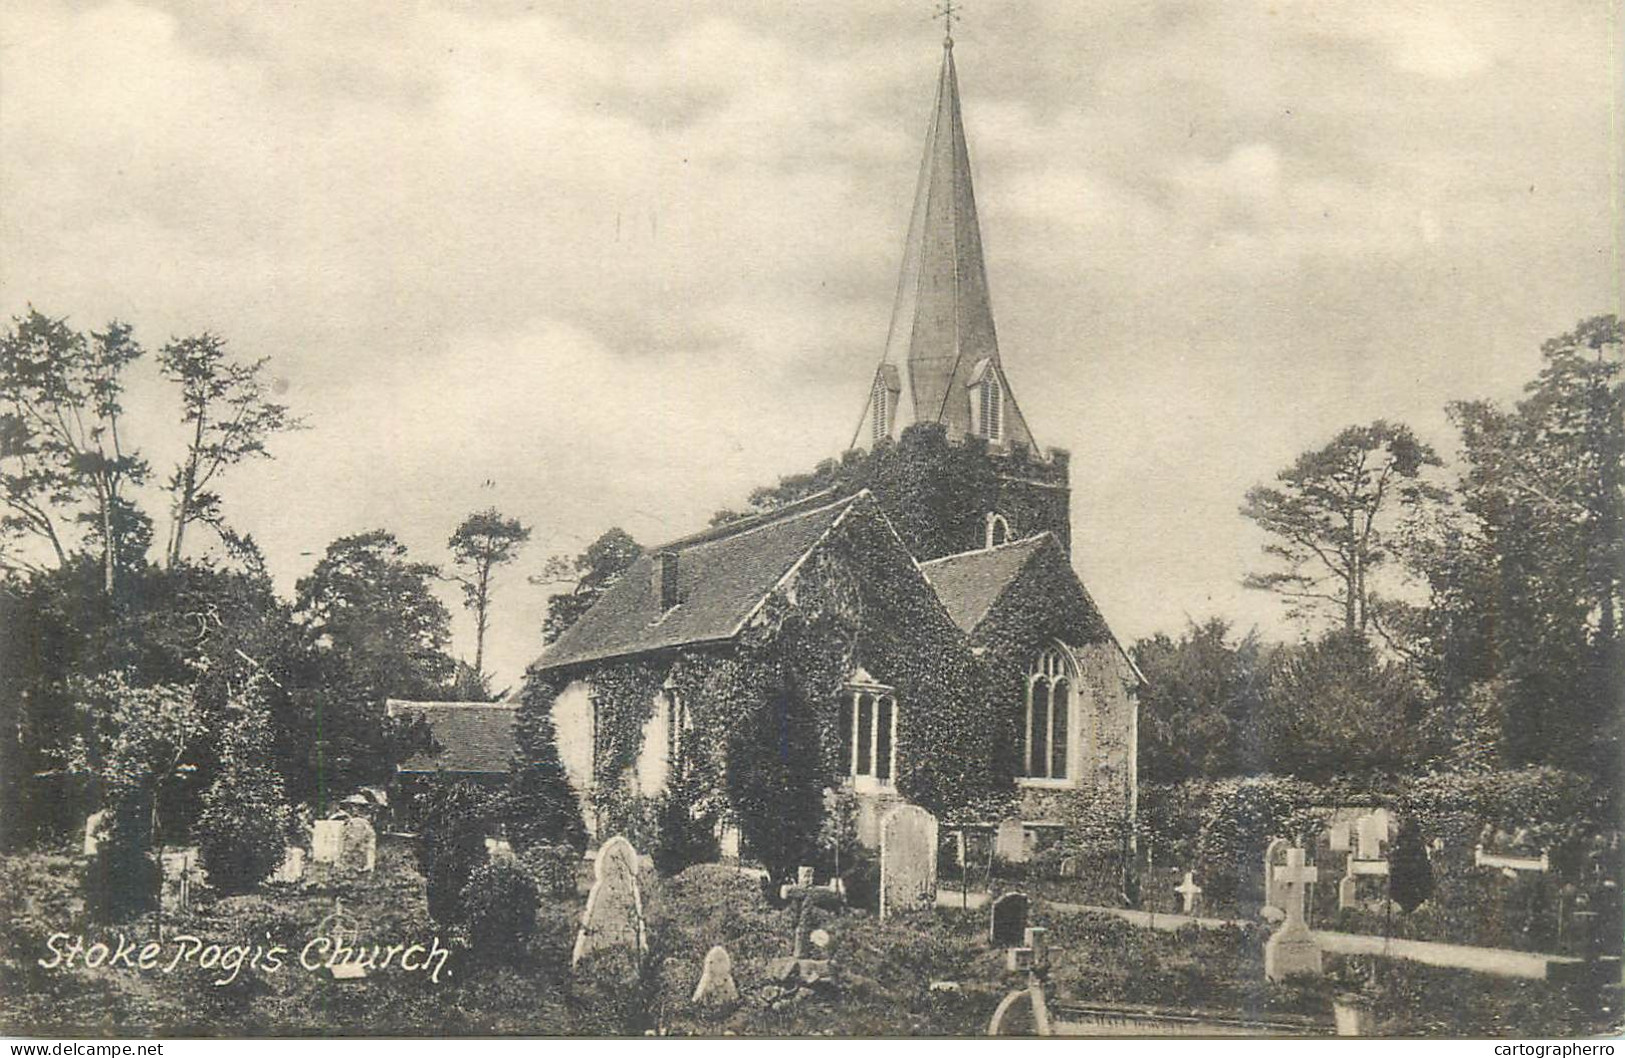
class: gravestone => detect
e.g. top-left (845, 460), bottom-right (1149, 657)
top-left (990, 892), bottom-right (1030, 946)
top-left (316, 901), bottom-right (366, 980)
top-left (1058, 855), bottom-right (1078, 879)
top-left (691, 945), bottom-right (738, 1007)
top-left (1263, 846), bottom-right (1322, 982)
top-left (995, 819), bottom-right (1029, 864)
top-left (1261, 837), bottom-right (1290, 918)
top-left (270, 846), bottom-right (305, 884)
top-left (82, 810), bottom-right (107, 858)
top-left (1327, 820), bottom-right (1353, 853)
top-left (160, 847), bottom-right (201, 912)
top-left (767, 870), bottom-right (840, 983)
top-left (571, 836), bottom-right (647, 968)
top-left (311, 819), bottom-right (346, 864)
top-left (1175, 871), bottom-right (1203, 915)
top-left (485, 837), bottom-right (516, 864)
top-left (340, 816), bottom-right (376, 873)
top-left (1353, 809), bottom-right (1395, 862)
top-left (879, 805), bottom-right (938, 920)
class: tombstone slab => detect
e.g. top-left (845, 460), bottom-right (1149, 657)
top-left (571, 836), bottom-right (647, 968)
top-left (1261, 837), bottom-right (1290, 917)
top-left (995, 819), bottom-right (1029, 864)
top-left (990, 892), bottom-right (1030, 946)
top-left (82, 810), bottom-right (107, 858)
top-left (311, 819), bottom-right (345, 864)
top-left (691, 945), bottom-right (738, 1007)
top-left (340, 816), bottom-right (376, 873)
top-left (271, 846), bottom-right (306, 885)
top-left (879, 805), bottom-right (938, 920)
top-left (1352, 809), bottom-right (1395, 863)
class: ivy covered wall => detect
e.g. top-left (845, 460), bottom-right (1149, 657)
top-left (516, 495), bottom-right (1015, 877)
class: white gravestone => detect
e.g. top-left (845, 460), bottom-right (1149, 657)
top-left (340, 816), bottom-right (376, 873)
top-left (571, 836), bottom-right (648, 967)
top-left (82, 810), bottom-right (108, 858)
top-left (1261, 837), bottom-right (1290, 920)
top-left (1264, 846), bottom-right (1323, 982)
top-left (270, 846), bottom-right (305, 884)
top-left (880, 805), bottom-right (939, 920)
top-left (995, 819), bottom-right (1029, 864)
top-left (691, 945), bottom-right (738, 1007)
top-left (311, 819), bottom-right (345, 864)
top-left (1353, 809), bottom-right (1395, 862)
top-left (1175, 871), bottom-right (1203, 915)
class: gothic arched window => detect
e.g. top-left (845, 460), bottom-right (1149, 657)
top-left (985, 512), bottom-right (1011, 549)
top-left (1024, 647), bottom-right (1073, 781)
top-left (871, 376), bottom-right (891, 443)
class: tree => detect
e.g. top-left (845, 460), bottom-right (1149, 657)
top-left (1132, 618), bottom-right (1270, 781)
top-left (157, 333), bottom-right (299, 567)
top-left (0, 310), bottom-right (148, 593)
top-left (1442, 316), bottom-right (1623, 772)
top-left (503, 694), bottom-right (587, 853)
top-left (447, 508), bottom-right (531, 682)
top-left (289, 531), bottom-right (451, 805)
top-left (1258, 631), bottom-right (1417, 779)
top-left (725, 672), bottom-right (825, 884)
top-left (1241, 421), bottom-right (1446, 635)
top-left (194, 682), bottom-right (293, 893)
top-left (414, 778), bottom-right (496, 927)
top-left (538, 527), bottom-right (642, 644)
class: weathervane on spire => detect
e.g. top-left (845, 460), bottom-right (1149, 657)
top-left (934, 0), bottom-right (961, 46)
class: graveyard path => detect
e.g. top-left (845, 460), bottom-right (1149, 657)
top-left (1045, 902), bottom-right (1581, 981)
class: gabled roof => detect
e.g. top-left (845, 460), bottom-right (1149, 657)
top-left (920, 533), bottom-right (1050, 633)
top-left (533, 492), bottom-right (868, 672)
top-left (387, 700), bottom-right (516, 774)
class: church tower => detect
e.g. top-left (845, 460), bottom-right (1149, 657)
top-left (854, 29), bottom-right (1073, 555)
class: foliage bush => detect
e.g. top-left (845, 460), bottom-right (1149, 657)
top-left (503, 691), bottom-right (587, 854)
top-left (460, 858), bottom-right (539, 960)
top-left (414, 778), bottom-right (496, 928)
top-left (1388, 814), bottom-right (1434, 913)
top-left (195, 687), bottom-right (292, 894)
top-left (518, 843), bottom-right (581, 898)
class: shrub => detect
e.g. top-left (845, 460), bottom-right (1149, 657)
top-left (461, 859), bottom-right (539, 960)
top-left (519, 843), bottom-right (581, 898)
top-left (1388, 815), bottom-right (1434, 913)
top-left (415, 778), bottom-right (496, 927)
top-left (1192, 775), bottom-right (1321, 905)
top-left (195, 693), bottom-right (292, 894)
top-left (82, 804), bottom-right (160, 920)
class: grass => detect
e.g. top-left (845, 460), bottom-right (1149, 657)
top-left (1, 842), bottom-right (1614, 1037)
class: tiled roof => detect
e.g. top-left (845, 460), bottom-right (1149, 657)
top-left (920, 534), bottom-right (1051, 633)
top-left (533, 492), bottom-right (866, 672)
top-left (388, 700), bottom-right (517, 774)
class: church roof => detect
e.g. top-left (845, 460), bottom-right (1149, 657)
top-left (533, 492), bottom-right (867, 672)
top-left (857, 39), bottom-right (1037, 451)
top-left (920, 533), bottom-right (1051, 633)
top-left (387, 700), bottom-right (517, 774)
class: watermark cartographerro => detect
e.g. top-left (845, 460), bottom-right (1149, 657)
top-left (36, 931), bottom-right (452, 986)
top-left (1494, 1048), bottom-right (1617, 1056)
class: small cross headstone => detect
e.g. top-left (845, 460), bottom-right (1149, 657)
top-left (691, 945), bottom-right (738, 1007)
top-left (311, 819), bottom-right (345, 864)
top-left (340, 816), bottom-right (376, 873)
top-left (766, 871), bottom-right (839, 984)
top-left (316, 901), bottom-right (366, 980)
top-left (571, 836), bottom-right (647, 968)
top-left (1175, 871), bottom-right (1203, 915)
top-left (160, 847), bottom-right (201, 912)
top-left (990, 891), bottom-right (1030, 945)
top-left (1264, 846), bottom-right (1322, 982)
top-left (879, 805), bottom-right (939, 920)
top-left (995, 819), bottom-right (1029, 864)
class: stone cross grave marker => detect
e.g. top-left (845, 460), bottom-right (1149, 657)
top-left (340, 816), bottom-right (376, 873)
top-left (1261, 837), bottom-right (1290, 920)
top-left (1264, 846), bottom-right (1322, 982)
top-left (160, 847), bottom-right (201, 912)
top-left (995, 819), bottom-right (1029, 864)
top-left (1175, 871), bottom-right (1203, 915)
top-left (990, 891), bottom-right (1030, 946)
top-left (880, 805), bottom-right (939, 920)
top-left (311, 819), bottom-right (345, 864)
top-left (767, 866), bottom-right (840, 984)
top-left (571, 836), bottom-right (647, 968)
top-left (692, 945), bottom-right (738, 1007)
top-left (316, 900), bottom-right (366, 980)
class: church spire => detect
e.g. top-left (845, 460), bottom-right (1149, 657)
top-left (856, 27), bottom-right (1038, 452)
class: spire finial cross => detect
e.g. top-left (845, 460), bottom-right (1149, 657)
top-left (934, 0), bottom-right (961, 45)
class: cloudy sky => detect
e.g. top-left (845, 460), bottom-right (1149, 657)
top-left (2, 0), bottom-right (1619, 687)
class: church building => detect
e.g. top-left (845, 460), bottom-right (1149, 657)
top-left (525, 33), bottom-right (1141, 871)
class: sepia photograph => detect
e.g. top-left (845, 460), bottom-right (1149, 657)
top-left (0, 0), bottom-right (1620, 1041)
